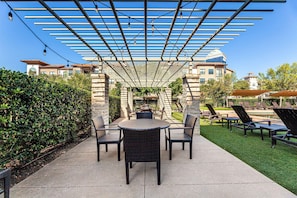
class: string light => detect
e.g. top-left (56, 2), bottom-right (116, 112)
top-left (95, 4), bottom-right (99, 13)
top-left (128, 16), bottom-right (131, 28)
top-left (180, 6), bottom-right (183, 19)
top-left (152, 19), bottom-right (155, 36)
top-left (43, 45), bottom-right (47, 56)
top-left (8, 10), bottom-right (13, 21)
top-left (67, 60), bottom-right (69, 67)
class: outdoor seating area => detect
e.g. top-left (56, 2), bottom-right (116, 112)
top-left (9, 117), bottom-right (296, 197)
top-left (2, 0), bottom-right (297, 197)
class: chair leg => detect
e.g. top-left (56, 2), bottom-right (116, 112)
top-left (105, 144), bottom-right (108, 152)
top-left (117, 143), bottom-right (121, 161)
top-left (157, 160), bottom-right (161, 185)
top-left (125, 162), bottom-right (130, 184)
top-left (97, 143), bottom-right (100, 162)
top-left (165, 136), bottom-right (167, 150)
top-left (169, 142), bottom-right (172, 160)
top-left (189, 142), bottom-right (192, 159)
top-left (182, 142), bottom-right (185, 150)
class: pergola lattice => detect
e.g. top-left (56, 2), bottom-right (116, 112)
top-left (4, 0), bottom-right (286, 87)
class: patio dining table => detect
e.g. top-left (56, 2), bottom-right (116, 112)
top-left (118, 119), bottom-right (170, 130)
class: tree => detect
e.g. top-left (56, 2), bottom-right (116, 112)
top-left (233, 80), bottom-right (249, 90)
top-left (168, 77), bottom-right (182, 97)
top-left (258, 63), bottom-right (297, 91)
top-left (110, 82), bottom-right (122, 96)
top-left (200, 74), bottom-right (233, 107)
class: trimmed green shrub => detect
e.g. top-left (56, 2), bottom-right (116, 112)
top-left (0, 69), bottom-right (91, 168)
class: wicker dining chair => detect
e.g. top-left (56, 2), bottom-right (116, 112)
top-left (123, 127), bottom-right (161, 185)
top-left (165, 114), bottom-right (197, 160)
top-left (136, 111), bottom-right (153, 119)
top-left (91, 116), bottom-right (123, 161)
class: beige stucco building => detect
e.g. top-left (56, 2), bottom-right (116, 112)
top-left (22, 60), bottom-right (95, 77)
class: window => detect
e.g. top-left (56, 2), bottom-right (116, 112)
top-left (200, 78), bottom-right (205, 84)
top-left (200, 68), bottom-right (205, 75)
top-left (216, 68), bottom-right (222, 77)
top-left (208, 69), bottom-right (214, 75)
top-left (49, 71), bottom-right (55, 75)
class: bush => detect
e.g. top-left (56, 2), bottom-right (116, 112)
top-left (109, 95), bottom-right (120, 122)
top-left (0, 69), bottom-right (91, 168)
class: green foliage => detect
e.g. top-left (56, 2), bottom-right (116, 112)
top-left (0, 69), bottom-right (91, 168)
top-left (200, 74), bottom-right (233, 107)
top-left (39, 73), bottom-right (91, 92)
top-left (109, 95), bottom-right (121, 122)
top-left (168, 77), bottom-right (183, 97)
top-left (200, 119), bottom-right (297, 194)
top-left (233, 79), bottom-right (249, 90)
top-left (133, 87), bottom-right (161, 97)
top-left (110, 82), bottom-right (122, 97)
top-left (258, 62), bottom-right (297, 91)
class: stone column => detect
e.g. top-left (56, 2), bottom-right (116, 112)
top-left (159, 88), bottom-right (172, 119)
top-left (120, 87), bottom-right (128, 118)
top-left (182, 74), bottom-right (200, 134)
top-left (91, 73), bottom-right (109, 136)
top-left (128, 90), bottom-right (134, 112)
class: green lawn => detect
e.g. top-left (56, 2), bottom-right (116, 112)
top-left (172, 113), bottom-right (297, 194)
top-left (200, 119), bottom-right (297, 194)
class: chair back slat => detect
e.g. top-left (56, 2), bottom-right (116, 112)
top-left (231, 105), bottom-right (252, 123)
top-left (273, 108), bottom-right (297, 135)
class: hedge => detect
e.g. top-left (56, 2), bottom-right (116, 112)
top-left (0, 69), bottom-right (91, 168)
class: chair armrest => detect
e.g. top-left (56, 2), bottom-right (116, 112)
top-left (96, 127), bottom-right (120, 131)
top-left (169, 126), bottom-right (193, 131)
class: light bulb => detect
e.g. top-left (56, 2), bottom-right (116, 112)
top-left (8, 11), bottom-right (13, 21)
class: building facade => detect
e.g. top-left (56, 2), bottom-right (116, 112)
top-left (22, 60), bottom-right (95, 77)
top-left (190, 49), bottom-right (233, 84)
top-left (244, 72), bottom-right (258, 90)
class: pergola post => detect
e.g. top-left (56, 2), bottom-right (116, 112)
top-left (182, 74), bottom-right (200, 134)
top-left (91, 73), bottom-right (109, 136)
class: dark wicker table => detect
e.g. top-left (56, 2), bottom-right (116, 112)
top-left (118, 119), bottom-right (170, 130)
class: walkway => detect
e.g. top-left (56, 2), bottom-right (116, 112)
top-left (10, 119), bottom-right (295, 198)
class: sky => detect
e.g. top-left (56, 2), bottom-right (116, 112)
top-left (0, 1), bottom-right (296, 79)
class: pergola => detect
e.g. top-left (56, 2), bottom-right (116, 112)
top-left (231, 89), bottom-right (269, 97)
top-left (3, 0), bottom-right (286, 87)
top-left (270, 90), bottom-right (297, 97)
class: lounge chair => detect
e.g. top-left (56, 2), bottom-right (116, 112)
top-left (272, 108), bottom-right (297, 148)
top-left (231, 105), bottom-right (277, 140)
top-left (205, 104), bottom-right (228, 125)
top-left (272, 101), bottom-right (279, 108)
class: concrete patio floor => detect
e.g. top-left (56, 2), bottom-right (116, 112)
top-left (10, 119), bottom-right (296, 198)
